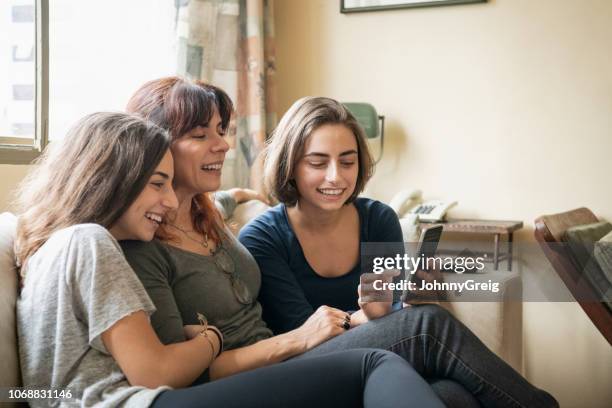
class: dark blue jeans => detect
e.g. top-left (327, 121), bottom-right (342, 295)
top-left (295, 304), bottom-right (558, 408)
top-left (151, 349), bottom-right (444, 408)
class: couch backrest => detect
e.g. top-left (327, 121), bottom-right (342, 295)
top-left (0, 212), bottom-right (21, 392)
top-left (229, 200), bottom-right (271, 233)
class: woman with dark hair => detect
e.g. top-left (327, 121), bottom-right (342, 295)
top-left (123, 77), bottom-right (358, 368)
top-left (15, 111), bottom-right (443, 408)
top-left (122, 77), bottom-right (444, 407)
top-left (238, 96), bottom-right (559, 408)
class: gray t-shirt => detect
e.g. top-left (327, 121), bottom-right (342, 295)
top-left (17, 224), bottom-right (168, 407)
top-left (121, 230), bottom-right (273, 351)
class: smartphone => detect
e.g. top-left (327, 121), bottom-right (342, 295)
top-left (409, 225), bottom-right (443, 282)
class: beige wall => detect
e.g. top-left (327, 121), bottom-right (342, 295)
top-left (275, 0), bottom-right (611, 406)
top-left (0, 165), bottom-right (31, 212)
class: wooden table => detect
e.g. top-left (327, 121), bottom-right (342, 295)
top-left (418, 219), bottom-right (523, 271)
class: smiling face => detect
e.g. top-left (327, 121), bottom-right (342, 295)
top-left (110, 150), bottom-right (178, 241)
top-left (170, 108), bottom-right (230, 197)
top-left (293, 123), bottom-right (359, 212)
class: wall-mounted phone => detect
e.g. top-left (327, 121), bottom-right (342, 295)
top-left (390, 190), bottom-right (457, 223)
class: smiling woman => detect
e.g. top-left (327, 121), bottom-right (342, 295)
top-left (294, 124), bottom-right (360, 210)
top-left (13, 112), bottom-right (184, 407)
top-left (10, 109), bottom-right (446, 408)
top-left (109, 151), bottom-right (177, 242)
top-left (14, 112), bottom-right (174, 266)
top-left (126, 77), bottom-right (233, 251)
top-left (238, 96), bottom-right (559, 408)
top-left (264, 97), bottom-right (373, 208)
top-left (117, 76), bottom-right (448, 408)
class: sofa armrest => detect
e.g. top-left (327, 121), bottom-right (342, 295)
top-left (0, 212), bottom-right (22, 404)
top-left (441, 270), bottom-right (523, 372)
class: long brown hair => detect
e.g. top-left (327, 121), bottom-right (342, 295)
top-left (126, 77), bottom-right (234, 244)
top-left (14, 112), bottom-right (170, 274)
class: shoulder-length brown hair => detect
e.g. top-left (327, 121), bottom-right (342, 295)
top-left (14, 112), bottom-right (170, 273)
top-left (263, 96), bottom-right (374, 207)
top-left (126, 76), bottom-right (234, 244)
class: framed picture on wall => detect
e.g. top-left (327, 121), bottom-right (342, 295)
top-left (340, 0), bottom-right (486, 13)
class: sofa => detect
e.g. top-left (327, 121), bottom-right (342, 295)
top-left (0, 205), bottom-right (523, 403)
top-left (0, 212), bottom-right (21, 407)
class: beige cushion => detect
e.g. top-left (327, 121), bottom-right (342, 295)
top-left (594, 230), bottom-right (612, 284)
top-left (0, 212), bottom-right (21, 394)
top-left (564, 221), bottom-right (612, 269)
top-left (565, 222), bottom-right (612, 306)
top-left (229, 200), bottom-right (271, 234)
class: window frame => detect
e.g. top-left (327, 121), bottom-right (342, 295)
top-left (0, 0), bottom-right (49, 164)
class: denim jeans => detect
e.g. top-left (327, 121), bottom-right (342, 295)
top-left (295, 304), bottom-right (558, 408)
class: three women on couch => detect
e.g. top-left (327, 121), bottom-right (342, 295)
top-left (123, 77), bottom-right (558, 408)
top-left (15, 112), bottom-right (442, 407)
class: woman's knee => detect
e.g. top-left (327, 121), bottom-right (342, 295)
top-left (360, 348), bottom-right (406, 369)
top-left (399, 303), bottom-right (454, 325)
top-left (390, 304), bottom-right (466, 340)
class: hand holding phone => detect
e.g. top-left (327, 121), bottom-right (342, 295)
top-left (358, 269), bottom-right (400, 321)
top-left (358, 269), bottom-right (401, 303)
top-left (404, 225), bottom-right (444, 303)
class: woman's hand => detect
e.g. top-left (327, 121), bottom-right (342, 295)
top-left (291, 305), bottom-right (350, 351)
top-left (404, 269), bottom-right (446, 305)
top-left (102, 312), bottom-right (221, 389)
top-left (356, 270), bottom-right (399, 322)
top-left (227, 188), bottom-right (270, 205)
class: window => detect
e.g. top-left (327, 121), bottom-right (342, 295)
top-left (48, 0), bottom-right (176, 142)
top-left (0, 0), bottom-right (48, 164)
top-left (1, 0), bottom-right (177, 163)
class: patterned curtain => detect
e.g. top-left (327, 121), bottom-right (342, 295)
top-left (175, 0), bottom-right (277, 191)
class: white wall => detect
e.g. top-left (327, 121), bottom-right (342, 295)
top-left (274, 0), bottom-right (612, 406)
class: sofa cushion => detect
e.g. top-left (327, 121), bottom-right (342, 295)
top-left (230, 200), bottom-right (271, 234)
top-left (594, 230), bottom-right (612, 284)
top-left (564, 222), bottom-right (612, 306)
top-left (0, 212), bottom-right (21, 392)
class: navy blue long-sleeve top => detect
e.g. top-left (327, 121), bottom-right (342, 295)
top-left (238, 197), bottom-right (403, 334)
